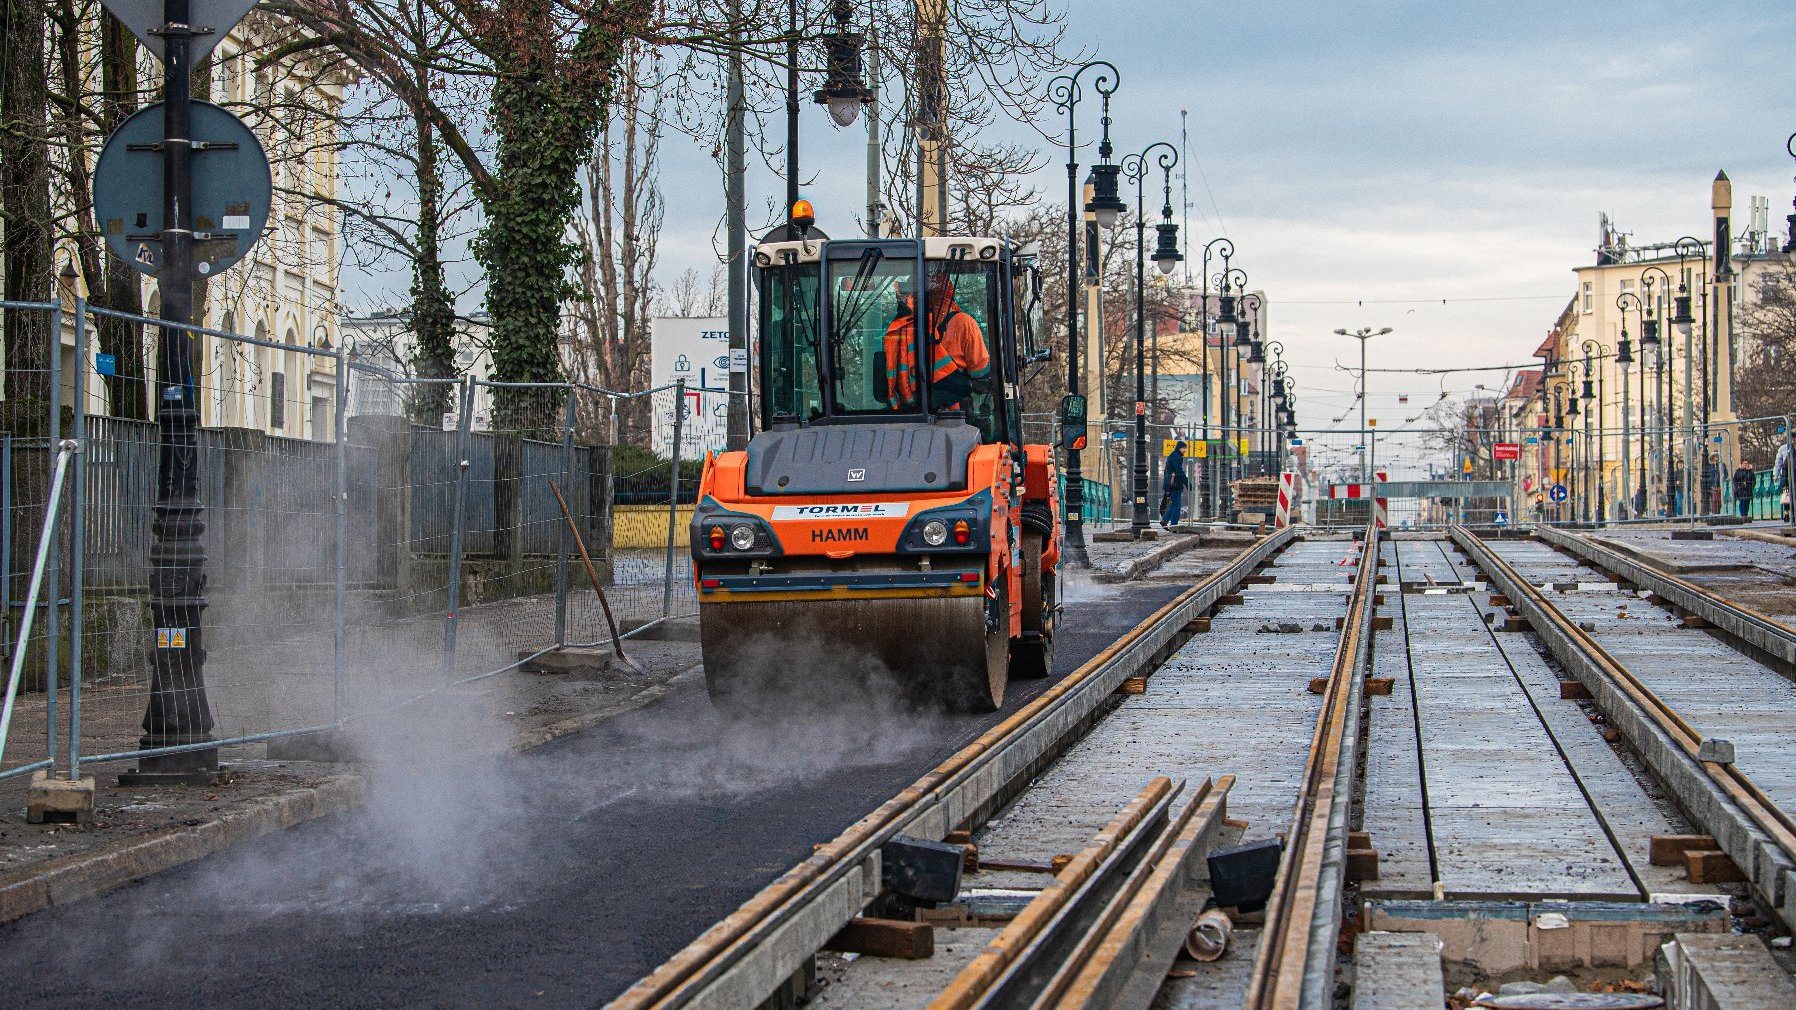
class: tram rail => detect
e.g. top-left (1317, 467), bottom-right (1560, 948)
top-left (606, 526), bottom-right (1300, 1010)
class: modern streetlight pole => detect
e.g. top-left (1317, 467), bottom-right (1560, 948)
top-left (1335, 326), bottom-right (1392, 484)
top-left (1121, 142), bottom-right (1181, 535)
top-left (1047, 60), bottom-right (1121, 564)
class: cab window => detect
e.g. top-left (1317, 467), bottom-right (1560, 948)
top-left (757, 262), bottom-right (822, 424)
top-left (925, 261), bottom-right (1005, 442)
top-left (827, 247), bottom-right (920, 414)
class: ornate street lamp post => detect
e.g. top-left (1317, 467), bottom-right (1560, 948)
top-left (1671, 236), bottom-right (1704, 515)
top-left (1639, 266), bottom-right (1671, 515)
top-left (1612, 294), bottom-right (1639, 524)
top-left (1196, 238), bottom-right (1233, 518)
top-left (1121, 141), bottom-right (1180, 534)
top-left (1046, 60), bottom-right (1120, 564)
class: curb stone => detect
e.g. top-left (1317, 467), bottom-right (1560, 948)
top-left (1091, 533), bottom-right (1201, 582)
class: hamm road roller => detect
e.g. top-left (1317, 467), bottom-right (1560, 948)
top-left (691, 221), bottom-right (1062, 712)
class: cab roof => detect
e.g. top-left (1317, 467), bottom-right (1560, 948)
top-left (752, 236), bottom-right (1008, 267)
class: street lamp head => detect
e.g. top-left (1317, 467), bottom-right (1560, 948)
top-left (1085, 162), bottom-right (1126, 229)
top-left (1672, 292), bottom-right (1694, 334)
top-left (1617, 336), bottom-right (1633, 366)
top-left (1376, 327), bottom-right (1393, 336)
top-left (812, 2), bottom-right (873, 128)
top-left (1641, 315), bottom-right (1660, 348)
top-left (1248, 338), bottom-right (1265, 364)
top-left (1332, 328), bottom-right (1349, 336)
top-left (1153, 220), bottom-right (1182, 275)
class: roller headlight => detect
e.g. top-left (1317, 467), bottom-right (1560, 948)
top-left (729, 524), bottom-right (757, 551)
top-left (922, 519), bottom-right (949, 547)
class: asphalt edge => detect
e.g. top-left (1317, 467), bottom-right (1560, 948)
top-left (0, 662), bottom-right (704, 926)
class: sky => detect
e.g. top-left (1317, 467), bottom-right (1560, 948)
top-left (342, 0), bottom-right (1794, 463)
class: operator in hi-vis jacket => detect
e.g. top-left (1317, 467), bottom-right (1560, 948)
top-left (884, 268), bottom-right (991, 414)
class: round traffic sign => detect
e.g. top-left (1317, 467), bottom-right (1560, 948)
top-left (93, 100), bottom-right (272, 282)
top-left (1548, 483), bottom-right (1569, 503)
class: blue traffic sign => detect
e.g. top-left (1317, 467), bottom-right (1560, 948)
top-left (1492, 511), bottom-right (1509, 527)
top-left (1548, 483), bottom-right (1569, 503)
top-left (95, 353), bottom-right (117, 377)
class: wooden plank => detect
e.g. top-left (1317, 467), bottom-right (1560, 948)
top-left (1184, 616), bottom-right (1212, 633)
top-left (1650, 834), bottom-right (1717, 867)
top-left (824, 918), bottom-right (934, 959)
top-left (1365, 678), bottom-right (1394, 696)
top-left (1116, 676), bottom-right (1147, 696)
top-left (1346, 848), bottom-right (1380, 882)
top-left (1559, 681), bottom-right (1592, 700)
top-left (1685, 850), bottom-right (1745, 884)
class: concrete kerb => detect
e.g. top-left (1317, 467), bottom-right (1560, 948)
top-left (1091, 532), bottom-right (1203, 583)
top-left (0, 774), bottom-right (365, 924)
top-left (1451, 528), bottom-right (1796, 934)
top-left (0, 664), bottom-right (702, 926)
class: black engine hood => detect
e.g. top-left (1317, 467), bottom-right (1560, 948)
top-left (742, 421), bottom-right (980, 496)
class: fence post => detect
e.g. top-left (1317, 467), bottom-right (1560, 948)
top-left (555, 389), bottom-right (575, 646)
top-left (69, 302), bottom-right (88, 778)
top-left (1, 435), bottom-right (10, 669)
top-left (333, 346), bottom-right (348, 723)
top-left (663, 379), bottom-right (685, 619)
top-left (44, 304), bottom-right (62, 777)
top-left (443, 379), bottom-right (474, 681)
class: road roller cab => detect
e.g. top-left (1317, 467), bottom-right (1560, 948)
top-left (692, 231), bottom-right (1060, 712)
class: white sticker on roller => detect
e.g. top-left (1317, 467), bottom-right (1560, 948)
top-left (772, 502), bottom-right (910, 520)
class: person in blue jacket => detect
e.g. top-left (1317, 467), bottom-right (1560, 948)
top-left (1161, 441), bottom-right (1188, 526)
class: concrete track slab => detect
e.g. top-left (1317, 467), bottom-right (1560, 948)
top-left (1490, 539), bottom-right (1796, 818)
top-left (1368, 541), bottom-right (1636, 902)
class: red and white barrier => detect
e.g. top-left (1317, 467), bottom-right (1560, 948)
top-left (1275, 471), bottom-right (1296, 528)
top-left (1374, 471), bottom-right (1388, 530)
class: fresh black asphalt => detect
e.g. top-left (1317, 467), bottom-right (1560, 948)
top-left (0, 580), bottom-right (1184, 1009)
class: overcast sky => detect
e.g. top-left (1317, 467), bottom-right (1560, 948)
top-left (343, 0), bottom-right (1792, 454)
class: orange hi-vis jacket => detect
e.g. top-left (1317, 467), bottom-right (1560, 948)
top-left (883, 293), bottom-right (991, 409)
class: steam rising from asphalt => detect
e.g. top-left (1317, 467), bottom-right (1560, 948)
top-left (0, 617), bottom-right (952, 986)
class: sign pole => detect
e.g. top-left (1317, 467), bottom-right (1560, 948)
top-left (126, 0), bottom-right (217, 783)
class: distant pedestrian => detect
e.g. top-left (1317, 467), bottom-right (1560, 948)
top-left (1732, 463), bottom-right (1755, 519)
top-left (1702, 453), bottom-right (1722, 515)
top-left (1161, 441), bottom-right (1188, 526)
top-left (1776, 430), bottom-right (1796, 522)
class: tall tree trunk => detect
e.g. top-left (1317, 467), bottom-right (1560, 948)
top-left (98, 13), bottom-right (148, 419)
top-left (408, 88), bottom-right (456, 422)
top-left (473, 0), bottom-right (649, 431)
top-left (2, 0), bottom-right (54, 406)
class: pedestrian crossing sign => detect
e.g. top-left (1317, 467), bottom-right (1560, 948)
top-left (1492, 511), bottom-right (1509, 527)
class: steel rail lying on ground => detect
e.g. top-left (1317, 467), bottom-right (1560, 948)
top-left (1244, 524), bottom-right (1379, 1010)
top-left (926, 774), bottom-right (1233, 1010)
top-left (604, 526), bottom-right (1298, 1010)
top-left (1450, 526), bottom-right (1796, 933)
top-left (1535, 523), bottom-right (1796, 667)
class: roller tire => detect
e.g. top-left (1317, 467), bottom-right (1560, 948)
top-left (1012, 530), bottom-right (1055, 679)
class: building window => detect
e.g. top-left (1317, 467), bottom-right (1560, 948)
top-left (271, 372), bottom-right (286, 429)
top-left (1582, 282), bottom-right (1593, 313)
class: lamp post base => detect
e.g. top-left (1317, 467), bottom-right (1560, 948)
top-left (117, 736), bottom-right (224, 787)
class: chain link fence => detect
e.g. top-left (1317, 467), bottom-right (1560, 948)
top-left (0, 302), bottom-right (712, 785)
